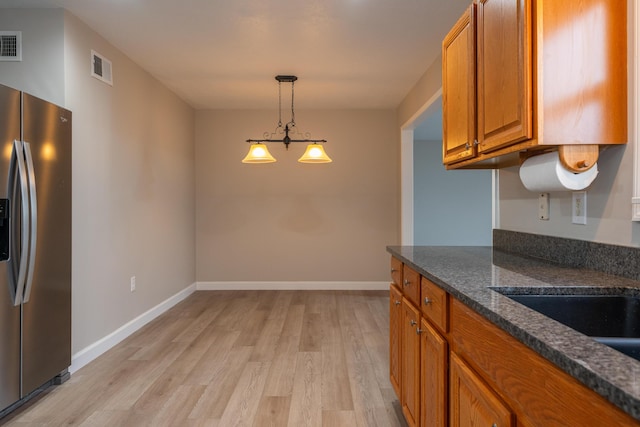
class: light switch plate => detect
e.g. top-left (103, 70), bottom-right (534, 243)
top-left (572, 191), bottom-right (587, 225)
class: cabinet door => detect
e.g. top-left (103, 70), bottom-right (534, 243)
top-left (442, 4), bottom-right (476, 165)
top-left (477, 0), bottom-right (532, 153)
top-left (401, 299), bottom-right (421, 427)
top-left (420, 318), bottom-right (448, 427)
top-left (389, 284), bottom-right (403, 398)
top-left (450, 352), bottom-right (514, 427)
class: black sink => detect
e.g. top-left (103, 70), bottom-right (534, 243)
top-left (499, 293), bottom-right (640, 361)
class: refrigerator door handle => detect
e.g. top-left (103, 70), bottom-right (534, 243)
top-left (22, 142), bottom-right (37, 304)
top-left (8, 140), bottom-right (30, 306)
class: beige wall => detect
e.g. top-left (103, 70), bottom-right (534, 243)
top-left (64, 12), bottom-right (195, 353)
top-left (499, 147), bottom-right (638, 245)
top-left (0, 9), bottom-right (65, 105)
top-left (195, 109), bottom-right (398, 283)
top-left (396, 54), bottom-right (443, 127)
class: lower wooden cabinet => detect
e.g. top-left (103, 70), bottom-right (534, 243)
top-left (401, 298), bottom-right (421, 427)
top-left (420, 318), bottom-right (448, 427)
top-left (450, 352), bottom-right (514, 427)
top-left (389, 284), bottom-right (402, 398)
top-left (388, 255), bottom-right (639, 427)
top-left (450, 298), bottom-right (640, 426)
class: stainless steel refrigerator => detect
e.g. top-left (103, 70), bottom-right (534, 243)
top-left (0, 83), bottom-right (71, 414)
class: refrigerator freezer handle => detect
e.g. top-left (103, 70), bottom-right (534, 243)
top-left (22, 142), bottom-right (37, 304)
top-left (8, 140), bottom-right (30, 306)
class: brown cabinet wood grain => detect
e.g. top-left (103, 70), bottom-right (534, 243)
top-left (420, 318), bottom-right (448, 427)
top-left (389, 284), bottom-right (402, 398)
top-left (420, 277), bottom-right (448, 334)
top-left (476, 0), bottom-right (532, 153)
top-left (450, 351), bottom-right (514, 427)
top-left (402, 264), bottom-right (421, 308)
top-left (401, 298), bottom-right (421, 427)
top-left (450, 298), bottom-right (640, 426)
top-left (391, 256), bottom-right (403, 287)
top-left (442, 4), bottom-right (476, 165)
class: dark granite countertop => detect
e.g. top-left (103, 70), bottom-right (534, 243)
top-left (387, 245), bottom-right (640, 422)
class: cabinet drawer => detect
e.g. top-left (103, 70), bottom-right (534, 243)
top-left (402, 264), bottom-right (420, 307)
top-left (421, 277), bottom-right (448, 333)
top-left (391, 257), bottom-right (403, 286)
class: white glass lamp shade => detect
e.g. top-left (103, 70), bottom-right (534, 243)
top-left (242, 143), bottom-right (276, 163)
top-left (298, 143), bottom-right (332, 163)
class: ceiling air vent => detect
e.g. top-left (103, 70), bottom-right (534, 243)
top-left (0, 31), bottom-right (22, 61)
top-left (91, 50), bottom-right (113, 85)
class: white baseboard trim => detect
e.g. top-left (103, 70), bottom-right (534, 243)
top-left (70, 282), bottom-right (197, 374)
top-left (196, 281), bottom-right (389, 291)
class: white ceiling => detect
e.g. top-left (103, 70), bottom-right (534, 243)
top-left (1, 0), bottom-right (469, 110)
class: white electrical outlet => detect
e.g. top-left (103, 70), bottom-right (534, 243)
top-left (572, 191), bottom-right (587, 225)
top-left (130, 276), bottom-right (136, 292)
top-left (538, 193), bottom-right (549, 220)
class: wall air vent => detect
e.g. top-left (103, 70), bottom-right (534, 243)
top-left (0, 31), bottom-right (22, 61)
top-left (91, 50), bottom-right (113, 85)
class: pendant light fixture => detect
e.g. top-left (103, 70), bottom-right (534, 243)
top-left (242, 75), bottom-right (332, 164)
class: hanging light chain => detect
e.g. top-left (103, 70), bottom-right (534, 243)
top-left (277, 79), bottom-right (283, 128)
top-left (290, 79), bottom-right (296, 127)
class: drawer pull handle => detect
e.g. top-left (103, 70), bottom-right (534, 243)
top-left (391, 268), bottom-right (397, 273)
top-left (416, 328), bottom-right (423, 335)
top-left (403, 279), bottom-right (410, 287)
top-left (395, 300), bottom-right (401, 306)
top-left (424, 297), bottom-right (432, 305)
top-left (410, 320), bottom-right (417, 326)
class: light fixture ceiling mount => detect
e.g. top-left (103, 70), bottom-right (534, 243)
top-left (242, 75), bottom-right (332, 164)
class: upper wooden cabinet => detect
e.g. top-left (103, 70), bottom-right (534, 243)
top-left (477, 0), bottom-right (532, 153)
top-left (442, 4), bottom-right (476, 165)
top-left (443, 0), bottom-right (627, 169)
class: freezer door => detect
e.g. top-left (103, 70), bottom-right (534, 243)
top-left (21, 93), bottom-right (71, 395)
top-left (0, 85), bottom-right (21, 410)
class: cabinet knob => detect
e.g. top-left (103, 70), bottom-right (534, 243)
top-left (391, 268), bottom-right (397, 273)
top-left (492, 424), bottom-right (498, 427)
top-left (465, 142), bottom-right (471, 149)
top-left (410, 320), bottom-right (417, 326)
top-left (416, 328), bottom-right (423, 335)
top-left (395, 300), bottom-right (401, 306)
top-left (424, 297), bottom-right (432, 305)
top-left (403, 279), bottom-right (410, 287)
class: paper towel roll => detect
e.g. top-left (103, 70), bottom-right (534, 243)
top-left (519, 151), bottom-right (598, 192)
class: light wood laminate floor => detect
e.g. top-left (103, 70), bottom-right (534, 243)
top-left (2, 290), bottom-right (407, 426)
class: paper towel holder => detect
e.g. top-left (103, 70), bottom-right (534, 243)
top-left (558, 145), bottom-right (599, 173)
top-left (520, 145), bottom-right (599, 173)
